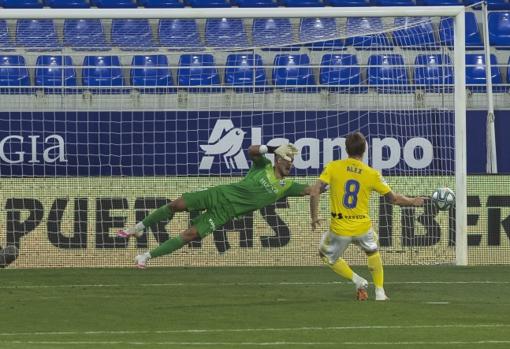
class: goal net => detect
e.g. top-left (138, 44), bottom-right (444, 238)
top-left (0, 6), bottom-right (469, 268)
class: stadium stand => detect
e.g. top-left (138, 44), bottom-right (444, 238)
top-left (93, 0), bottom-right (137, 7)
top-left (0, 20), bottom-right (13, 50)
top-left (2, 0), bottom-right (43, 8)
top-left (345, 17), bottom-right (393, 49)
top-left (224, 54), bottom-right (268, 92)
top-left (235, 0), bottom-right (278, 6)
top-left (0, 55), bottom-right (30, 93)
top-left (252, 18), bottom-right (299, 50)
top-left (281, 0), bottom-right (325, 7)
top-left (177, 54), bottom-right (222, 92)
top-left (465, 54), bottom-right (504, 93)
top-left (46, 0), bottom-right (91, 7)
top-left (35, 55), bottom-right (77, 93)
top-left (111, 19), bottom-right (156, 50)
top-left (488, 12), bottom-right (510, 49)
top-left (16, 19), bottom-right (61, 50)
top-left (320, 53), bottom-right (366, 93)
top-left (139, 0), bottom-right (184, 7)
top-left (325, 0), bottom-right (370, 6)
top-left (392, 17), bottom-right (437, 49)
top-left (299, 17), bottom-right (346, 50)
top-left (374, 0), bottom-right (416, 5)
top-left (439, 12), bottom-right (483, 49)
top-left (413, 54), bottom-right (453, 92)
top-left (64, 19), bottom-right (110, 50)
top-left (368, 54), bottom-right (412, 93)
top-left (82, 55), bottom-right (125, 93)
top-left (130, 54), bottom-right (174, 92)
top-left (186, 0), bottom-right (231, 7)
top-left (159, 19), bottom-right (202, 49)
top-left (205, 18), bottom-right (249, 48)
top-left (272, 54), bottom-right (317, 92)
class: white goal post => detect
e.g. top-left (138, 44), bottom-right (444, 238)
top-left (0, 6), bottom-right (467, 267)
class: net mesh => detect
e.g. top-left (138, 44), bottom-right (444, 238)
top-left (0, 7), bottom-right (503, 268)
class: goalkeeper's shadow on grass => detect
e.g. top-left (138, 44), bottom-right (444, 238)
top-left (0, 245), bottom-right (19, 268)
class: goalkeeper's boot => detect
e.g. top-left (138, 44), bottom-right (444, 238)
top-left (354, 275), bottom-right (369, 301)
top-left (375, 287), bottom-right (389, 301)
top-left (134, 253), bottom-right (150, 269)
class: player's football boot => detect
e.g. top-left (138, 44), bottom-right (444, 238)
top-left (355, 278), bottom-right (369, 301)
top-left (375, 287), bottom-right (390, 301)
top-left (135, 254), bottom-right (149, 269)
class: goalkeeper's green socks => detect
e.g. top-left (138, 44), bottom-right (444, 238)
top-left (149, 236), bottom-right (185, 258)
top-left (142, 204), bottom-right (174, 227)
top-left (367, 252), bottom-right (384, 289)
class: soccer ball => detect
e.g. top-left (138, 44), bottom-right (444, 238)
top-left (431, 187), bottom-right (455, 211)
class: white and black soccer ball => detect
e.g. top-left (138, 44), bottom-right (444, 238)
top-left (431, 187), bottom-right (455, 211)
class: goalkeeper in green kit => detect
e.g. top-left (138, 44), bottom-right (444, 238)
top-left (117, 144), bottom-right (319, 268)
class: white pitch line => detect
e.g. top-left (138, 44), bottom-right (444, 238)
top-left (0, 324), bottom-right (508, 337)
top-left (0, 280), bottom-right (508, 289)
top-left (2, 340), bottom-right (510, 346)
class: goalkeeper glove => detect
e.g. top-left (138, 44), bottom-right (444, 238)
top-left (274, 144), bottom-right (298, 161)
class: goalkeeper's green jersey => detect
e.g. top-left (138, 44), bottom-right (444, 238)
top-left (217, 156), bottom-right (307, 217)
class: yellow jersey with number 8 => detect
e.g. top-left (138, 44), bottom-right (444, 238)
top-left (319, 158), bottom-right (391, 236)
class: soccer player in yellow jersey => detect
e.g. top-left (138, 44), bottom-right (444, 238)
top-left (310, 132), bottom-right (426, 301)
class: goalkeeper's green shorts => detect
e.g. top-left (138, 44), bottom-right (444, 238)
top-left (183, 188), bottom-right (235, 238)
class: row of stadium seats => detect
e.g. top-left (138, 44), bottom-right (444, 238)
top-left (1, 14), bottom-right (510, 50)
top-left (0, 53), bottom-right (507, 93)
top-left (1, 0), bottom-right (510, 9)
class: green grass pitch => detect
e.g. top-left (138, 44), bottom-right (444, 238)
top-left (0, 266), bottom-right (509, 348)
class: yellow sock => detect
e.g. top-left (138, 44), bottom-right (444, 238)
top-left (367, 252), bottom-right (384, 288)
top-left (329, 258), bottom-right (354, 281)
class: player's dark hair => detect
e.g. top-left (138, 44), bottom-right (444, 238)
top-left (346, 132), bottom-right (366, 157)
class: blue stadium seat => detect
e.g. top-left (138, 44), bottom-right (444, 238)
top-left (320, 54), bottom-right (366, 93)
top-left (138, 0), bottom-right (184, 7)
top-left (374, 0), bottom-right (415, 5)
top-left (0, 20), bottom-right (13, 50)
top-left (224, 54), bottom-right (268, 92)
top-left (420, 0), bottom-right (463, 4)
top-left (46, 0), bottom-right (90, 7)
top-left (178, 54), bottom-right (222, 93)
top-left (0, 55), bottom-right (30, 94)
top-left (3, 0), bottom-right (43, 7)
top-left (253, 18), bottom-right (299, 50)
top-left (393, 17), bottom-right (437, 49)
top-left (300, 18), bottom-right (346, 51)
top-left (112, 19), bottom-right (155, 50)
top-left (345, 17), bottom-right (392, 50)
top-left (487, 0), bottom-right (510, 10)
top-left (16, 19), bottom-right (61, 50)
top-left (64, 19), bottom-right (110, 50)
top-left (82, 56), bottom-right (125, 93)
top-left (235, 0), bottom-right (277, 6)
top-left (439, 12), bottom-right (483, 50)
top-left (93, 0), bottom-right (137, 7)
top-left (368, 54), bottom-right (411, 93)
top-left (325, 0), bottom-right (370, 5)
top-left (414, 54), bottom-right (453, 93)
top-left (35, 55), bottom-right (77, 94)
top-left (488, 12), bottom-right (510, 49)
top-left (130, 55), bottom-right (174, 93)
top-left (281, 0), bottom-right (324, 6)
top-left (159, 19), bottom-right (202, 49)
top-left (205, 18), bottom-right (248, 48)
top-left (465, 54), bottom-right (504, 92)
top-left (187, 0), bottom-right (230, 7)
top-left (273, 54), bottom-right (316, 92)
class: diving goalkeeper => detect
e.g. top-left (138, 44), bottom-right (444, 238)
top-left (118, 144), bottom-right (318, 268)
